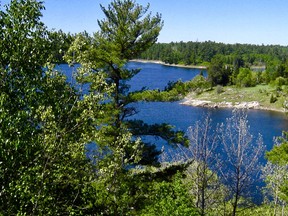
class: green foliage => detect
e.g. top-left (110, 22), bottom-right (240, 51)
top-left (264, 133), bottom-right (288, 213)
top-left (0, 1), bottom-right (112, 214)
top-left (208, 55), bottom-right (232, 86)
top-left (0, 0), bottom-right (51, 69)
top-left (64, 0), bottom-right (195, 214)
top-left (0, 1), bottom-right (50, 212)
top-left (4, 0), bottom-right (287, 215)
top-left (140, 41), bottom-right (288, 68)
top-left (128, 75), bottom-right (210, 102)
top-left (139, 173), bottom-right (200, 216)
top-left (267, 132), bottom-right (288, 165)
top-left (48, 30), bottom-right (76, 63)
top-left (270, 94), bottom-right (278, 103)
top-left (236, 68), bottom-right (256, 87)
top-left (260, 70), bottom-right (270, 84)
top-left (98, 0), bottom-right (163, 60)
top-left (65, 0), bottom-right (189, 169)
top-left (139, 41), bottom-right (288, 87)
top-left (262, 162), bottom-right (288, 214)
top-left (127, 120), bottom-right (189, 146)
top-left (274, 76), bottom-right (287, 87)
top-left (236, 204), bottom-right (288, 216)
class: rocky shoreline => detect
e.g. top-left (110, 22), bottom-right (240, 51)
top-left (180, 98), bottom-right (285, 112)
top-left (130, 59), bottom-right (285, 113)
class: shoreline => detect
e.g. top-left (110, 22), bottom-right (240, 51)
top-left (130, 59), bottom-right (207, 69)
top-left (131, 60), bottom-right (284, 113)
top-left (180, 98), bottom-right (285, 113)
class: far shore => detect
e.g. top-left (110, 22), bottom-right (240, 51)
top-left (130, 59), bottom-right (207, 69)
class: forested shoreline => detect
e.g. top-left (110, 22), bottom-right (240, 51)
top-left (52, 38), bottom-right (288, 69)
top-left (139, 41), bottom-right (288, 67)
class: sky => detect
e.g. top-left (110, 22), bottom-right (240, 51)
top-left (2, 0), bottom-right (288, 45)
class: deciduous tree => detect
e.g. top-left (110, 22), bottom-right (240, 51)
top-left (0, 1), bottom-right (109, 214)
top-left (266, 132), bottom-right (288, 203)
top-left (218, 110), bottom-right (265, 216)
top-left (185, 116), bottom-right (223, 215)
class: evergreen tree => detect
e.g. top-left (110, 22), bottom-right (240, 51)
top-left (66, 0), bottom-right (188, 166)
top-left (208, 55), bottom-right (231, 86)
top-left (65, 0), bottom-right (190, 213)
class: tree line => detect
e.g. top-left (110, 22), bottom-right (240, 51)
top-left (140, 40), bottom-right (288, 67)
top-left (140, 40), bottom-right (288, 90)
top-left (1, 0), bottom-right (288, 215)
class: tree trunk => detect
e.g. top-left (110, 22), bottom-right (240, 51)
top-left (232, 168), bottom-right (241, 216)
top-left (200, 165), bottom-right (207, 216)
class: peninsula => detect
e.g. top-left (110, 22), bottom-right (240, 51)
top-left (131, 59), bottom-right (287, 113)
top-left (180, 85), bottom-right (287, 113)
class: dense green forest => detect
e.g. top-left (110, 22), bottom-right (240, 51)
top-left (1, 0), bottom-right (288, 215)
top-left (139, 41), bottom-right (288, 93)
top-left (140, 40), bottom-right (288, 67)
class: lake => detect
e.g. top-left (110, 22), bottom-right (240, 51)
top-left (128, 62), bottom-right (288, 203)
top-left (127, 62), bottom-right (288, 148)
top-left (58, 61), bottom-right (288, 153)
top-left (58, 62), bottom-right (288, 202)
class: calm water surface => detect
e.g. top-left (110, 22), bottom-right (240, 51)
top-left (128, 62), bottom-right (288, 203)
top-left (58, 62), bottom-right (288, 152)
top-left (59, 62), bottom-right (288, 202)
top-left (127, 62), bottom-right (288, 150)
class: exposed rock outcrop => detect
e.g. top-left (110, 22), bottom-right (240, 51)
top-left (180, 99), bottom-right (261, 110)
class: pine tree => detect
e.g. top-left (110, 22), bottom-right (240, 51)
top-left (65, 0), bottom-right (190, 213)
top-left (66, 0), bottom-right (188, 166)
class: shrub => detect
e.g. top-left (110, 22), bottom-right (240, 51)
top-left (216, 85), bottom-right (224, 94)
top-left (236, 68), bottom-right (256, 87)
top-left (274, 76), bottom-right (286, 87)
top-left (270, 94), bottom-right (277, 103)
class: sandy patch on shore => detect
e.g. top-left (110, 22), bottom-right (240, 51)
top-left (130, 59), bottom-right (207, 69)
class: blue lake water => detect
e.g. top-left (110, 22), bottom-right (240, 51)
top-left (127, 62), bottom-right (288, 150)
top-left (127, 61), bottom-right (207, 91)
top-left (58, 62), bottom-right (288, 202)
top-left (58, 61), bottom-right (288, 154)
